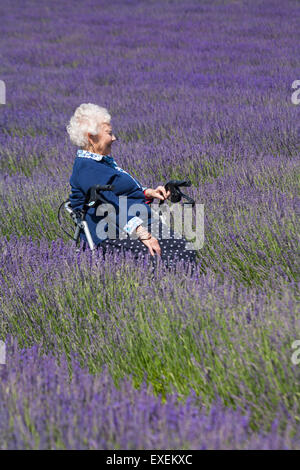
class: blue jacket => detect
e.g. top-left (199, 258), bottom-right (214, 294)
top-left (69, 149), bottom-right (152, 246)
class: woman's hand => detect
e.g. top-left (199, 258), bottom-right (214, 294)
top-left (140, 235), bottom-right (161, 257)
top-left (144, 186), bottom-right (171, 201)
top-left (136, 225), bottom-right (161, 256)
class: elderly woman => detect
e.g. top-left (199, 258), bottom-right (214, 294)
top-left (67, 103), bottom-right (196, 271)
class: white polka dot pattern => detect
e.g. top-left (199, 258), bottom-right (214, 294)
top-left (94, 220), bottom-right (197, 273)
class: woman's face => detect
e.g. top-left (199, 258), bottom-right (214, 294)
top-left (87, 122), bottom-right (117, 155)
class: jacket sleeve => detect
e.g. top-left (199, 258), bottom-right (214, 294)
top-left (78, 163), bottom-right (146, 236)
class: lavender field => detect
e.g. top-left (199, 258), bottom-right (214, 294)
top-left (0, 0), bottom-right (299, 449)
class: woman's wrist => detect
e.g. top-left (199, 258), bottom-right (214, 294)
top-left (143, 189), bottom-right (154, 201)
top-left (136, 225), bottom-right (152, 240)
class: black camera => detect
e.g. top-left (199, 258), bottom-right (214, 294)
top-left (160, 180), bottom-right (195, 207)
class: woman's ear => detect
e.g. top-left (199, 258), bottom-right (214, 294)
top-left (87, 132), bottom-right (99, 145)
top-left (86, 133), bottom-right (96, 152)
top-left (88, 132), bottom-right (95, 143)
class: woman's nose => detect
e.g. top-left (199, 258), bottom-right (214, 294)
top-left (112, 134), bottom-right (117, 142)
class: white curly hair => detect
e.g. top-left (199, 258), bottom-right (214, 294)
top-left (66, 103), bottom-right (111, 147)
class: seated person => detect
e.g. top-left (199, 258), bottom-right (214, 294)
top-left (67, 103), bottom-right (197, 271)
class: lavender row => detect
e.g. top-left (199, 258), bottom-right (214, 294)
top-left (0, 339), bottom-right (299, 450)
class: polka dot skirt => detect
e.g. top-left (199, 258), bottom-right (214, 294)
top-left (96, 218), bottom-right (197, 273)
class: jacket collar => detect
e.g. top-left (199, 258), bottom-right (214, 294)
top-left (77, 149), bottom-right (118, 168)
